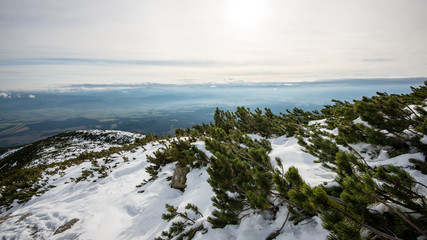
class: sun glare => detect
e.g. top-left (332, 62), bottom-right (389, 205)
top-left (227, 0), bottom-right (266, 29)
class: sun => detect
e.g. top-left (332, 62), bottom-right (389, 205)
top-left (226, 0), bottom-right (266, 29)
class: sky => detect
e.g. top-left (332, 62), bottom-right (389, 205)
top-left (1, 0), bottom-right (427, 90)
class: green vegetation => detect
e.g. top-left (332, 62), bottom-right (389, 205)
top-left (1, 81), bottom-right (426, 239)
top-left (156, 203), bottom-right (207, 240)
top-left (145, 137), bottom-right (208, 182)
top-left (0, 131), bottom-right (160, 211)
top-left (211, 106), bottom-right (321, 138)
top-left (205, 128), bottom-right (273, 227)
top-left (171, 81), bottom-right (427, 239)
top-left (293, 83), bottom-right (427, 239)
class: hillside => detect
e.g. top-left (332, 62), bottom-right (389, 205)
top-left (0, 82), bottom-right (426, 240)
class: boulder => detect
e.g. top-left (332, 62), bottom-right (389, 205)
top-left (171, 165), bottom-right (190, 190)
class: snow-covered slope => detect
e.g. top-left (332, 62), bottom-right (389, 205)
top-left (0, 131), bottom-right (334, 240)
top-left (0, 130), bottom-right (145, 171)
top-left (0, 126), bottom-right (425, 239)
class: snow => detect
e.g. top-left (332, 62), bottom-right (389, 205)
top-left (368, 152), bottom-right (424, 168)
top-left (0, 136), bottom-right (332, 240)
top-left (24, 130), bottom-right (145, 168)
top-left (0, 147), bottom-right (23, 161)
top-left (406, 104), bottom-right (423, 119)
top-left (308, 119), bottom-right (328, 126)
top-left (247, 133), bottom-right (264, 141)
top-left (75, 130), bottom-right (145, 143)
top-left (0, 128), bottom-right (425, 239)
top-left (353, 117), bottom-right (372, 128)
top-left (269, 136), bottom-right (336, 186)
top-left (367, 152), bottom-right (427, 191)
top-left (205, 210), bottom-right (328, 240)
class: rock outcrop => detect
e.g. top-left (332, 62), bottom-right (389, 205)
top-left (171, 165), bottom-right (190, 190)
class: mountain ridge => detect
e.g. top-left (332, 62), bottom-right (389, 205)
top-left (0, 82), bottom-right (426, 239)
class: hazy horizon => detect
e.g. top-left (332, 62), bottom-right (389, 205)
top-left (1, 78), bottom-right (425, 147)
top-left (1, 77), bottom-right (425, 92)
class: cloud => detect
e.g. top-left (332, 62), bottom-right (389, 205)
top-left (298, 78), bottom-right (427, 86)
top-left (0, 0), bottom-right (426, 90)
top-left (61, 78), bottom-right (427, 90)
top-left (363, 58), bottom-right (396, 62)
top-left (0, 58), bottom-right (217, 67)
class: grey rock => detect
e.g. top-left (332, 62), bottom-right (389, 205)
top-left (171, 165), bottom-right (190, 190)
top-left (54, 218), bottom-right (79, 235)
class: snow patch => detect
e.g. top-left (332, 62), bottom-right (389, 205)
top-left (269, 136), bottom-right (336, 186)
top-left (354, 117), bottom-right (371, 128)
top-left (308, 119), bottom-right (327, 126)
